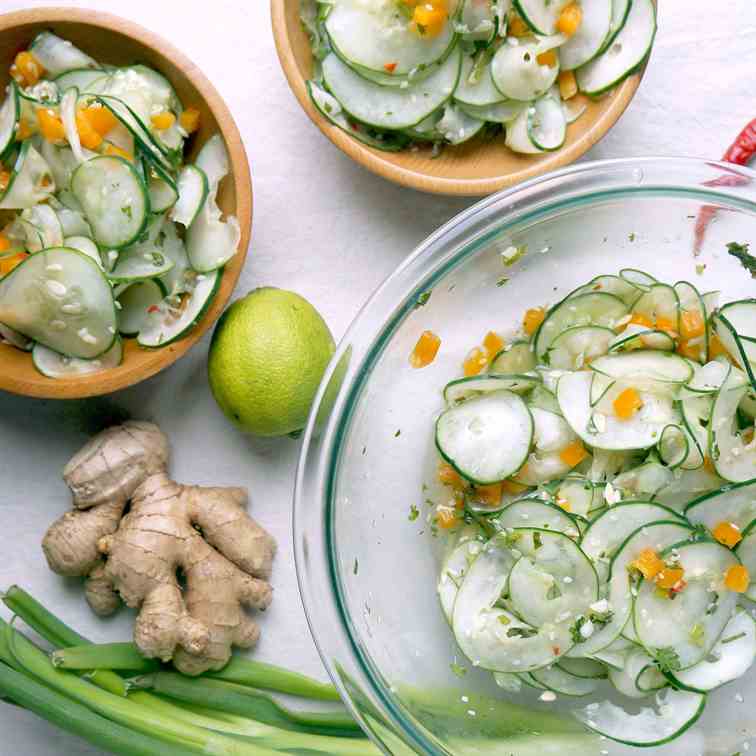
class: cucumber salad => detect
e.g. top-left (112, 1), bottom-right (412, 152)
top-left (431, 269), bottom-right (756, 746)
top-left (0, 32), bottom-right (239, 378)
top-left (301, 0), bottom-right (656, 153)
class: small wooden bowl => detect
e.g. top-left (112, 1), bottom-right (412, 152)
top-left (271, 0), bottom-right (648, 196)
top-left (0, 7), bottom-right (252, 399)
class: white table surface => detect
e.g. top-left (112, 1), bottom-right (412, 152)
top-left (0, 1), bottom-right (754, 753)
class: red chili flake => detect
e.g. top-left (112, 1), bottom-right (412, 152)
top-left (552, 646), bottom-right (561, 656)
top-left (383, 62), bottom-right (398, 73)
top-left (147, 305), bottom-right (160, 313)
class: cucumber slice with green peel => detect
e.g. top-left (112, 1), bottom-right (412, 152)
top-left (458, 99), bottom-right (526, 123)
top-left (20, 203), bottom-right (63, 251)
top-left (157, 221), bottom-right (191, 296)
top-left (0, 81), bottom-right (20, 159)
top-left (108, 215), bottom-right (173, 283)
top-left (71, 155), bottom-right (148, 249)
top-left (570, 274), bottom-right (642, 307)
top-left (324, 0), bottom-right (459, 76)
top-left (558, 0), bottom-right (612, 70)
top-left (29, 32), bottom-right (99, 76)
top-left (555, 477), bottom-right (600, 518)
top-left (460, 0), bottom-right (497, 42)
top-left (530, 665), bottom-right (599, 696)
top-left (632, 282), bottom-right (681, 332)
top-left (608, 325), bottom-right (675, 354)
top-left (39, 141), bottom-right (76, 192)
top-left (492, 672), bottom-right (523, 692)
top-left (491, 341), bottom-right (535, 373)
top-left (713, 300), bottom-right (756, 384)
top-left (54, 68), bottom-right (107, 93)
top-left (436, 390), bottom-right (533, 484)
top-left (496, 498), bottom-right (580, 539)
top-left (607, 647), bottom-right (660, 699)
top-left (686, 360), bottom-right (730, 395)
top-left (452, 532), bottom-right (574, 671)
top-left (580, 502), bottom-right (686, 582)
top-left (512, 0), bottom-right (569, 35)
top-left (137, 269), bottom-right (219, 348)
top-left (491, 36), bottom-right (561, 101)
top-left (56, 206), bottom-right (91, 238)
top-left (0, 323), bottom-right (33, 351)
top-left (574, 687), bottom-right (705, 746)
top-left (454, 57), bottom-right (506, 107)
top-left (636, 663), bottom-right (667, 693)
top-left (0, 142), bottom-right (55, 209)
top-left (600, 0), bottom-right (631, 53)
top-left (590, 351), bottom-right (694, 391)
top-left (534, 291), bottom-right (628, 360)
top-left (437, 535), bottom-right (486, 623)
top-left (527, 384), bottom-right (561, 414)
top-left (436, 103), bottom-right (485, 145)
top-left (675, 280), bottom-right (709, 360)
top-left (612, 456), bottom-right (675, 499)
top-left (507, 528), bottom-right (598, 626)
top-left (171, 165), bottom-right (208, 227)
top-left (143, 158), bottom-right (178, 214)
top-left (0, 247), bottom-right (116, 359)
top-left (546, 325), bottom-right (614, 369)
top-left (576, 0), bottom-right (657, 97)
top-left (685, 478), bottom-right (756, 534)
top-left (589, 371), bottom-right (614, 405)
top-left (504, 106), bottom-right (542, 154)
top-left (709, 366), bottom-right (756, 482)
top-left (322, 49), bottom-right (461, 131)
top-left (32, 337), bottom-right (122, 377)
top-left (703, 290), bottom-right (721, 318)
top-left (583, 636), bottom-right (635, 668)
top-left (513, 407), bottom-right (579, 485)
top-left (557, 656), bottom-right (608, 679)
top-left (736, 522), bottom-right (756, 602)
top-left (527, 95), bottom-right (566, 151)
top-left (444, 373), bottom-right (540, 404)
top-left (657, 422), bottom-right (701, 471)
top-left (557, 370), bottom-right (679, 451)
top-left (619, 267), bottom-right (657, 290)
top-left (633, 539), bottom-right (739, 670)
top-left (116, 279), bottom-right (166, 337)
top-left (60, 87), bottom-right (93, 165)
top-left (63, 236), bottom-right (102, 268)
top-left (573, 521), bottom-right (693, 657)
top-left (667, 609), bottom-right (756, 692)
top-left (128, 64), bottom-right (182, 115)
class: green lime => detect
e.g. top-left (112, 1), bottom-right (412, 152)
top-left (208, 287), bottom-right (335, 437)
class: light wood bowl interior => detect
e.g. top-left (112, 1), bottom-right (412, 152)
top-left (271, 0), bottom-right (648, 196)
top-left (0, 7), bottom-right (252, 399)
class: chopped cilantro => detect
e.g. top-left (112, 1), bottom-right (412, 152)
top-left (450, 662), bottom-right (467, 678)
top-left (408, 504), bottom-right (420, 522)
top-left (654, 646), bottom-right (682, 673)
top-left (496, 276), bottom-right (510, 287)
top-left (689, 623), bottom-right (705, 647)
top-left (721, 631), bottom-right (747, 645)
top-left (353, 558), bottom-right (359, 575)
top-left (506, 626), bottom-right (537, 639)
top-left (414, 290), bottom-right (432, 309)
top-left (120, 205), bottom-right (133, 219)
top-left (727, 241), bottom-right (756, 277)
top-left (394, 429), bottom-right (401, 438)
top-left (570, 616), bottom-right (587, 644)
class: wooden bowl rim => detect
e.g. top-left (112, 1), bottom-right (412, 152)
top-left (270, 0), bottom-right (647, 197)
top-left (0, 6), bottom-right (252, 399)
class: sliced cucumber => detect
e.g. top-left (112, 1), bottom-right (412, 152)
top-left (158, 221), bottom-right (192, 297)
top-left (444, 373), bottom-right (539, 404)
top-left (32, 337), bottom-right (122, 377)
top-left (492, 672), bottom-right (523, 692)
top-left (675, 280), bottom-right (709, 362)
top-left (322, 49), bottom-right (461, 131)
top-left (20, 203), bottom-right (63, 251)
top-left (128, 64), bottom-right (182, 116)
top-left (530, 665), bottom-right (598, 696)
top-left (687, 360), bottom-right (730, 394)
top-left (668, 609), bottom-right (756, 693)
top-left (609, 325), bottom-right (675, 354)
top-left (620, 267), bottom-right (657, 290)
top-left (535, 291), bottom-right (628, 360)
top-left (63, 236), bottom-right (101, 268)
top-left (607, 647), bottom-right (660, 699)
top-left (143, 158), bottom-right (178, 214)
top-left (527, 384), bottom-right (561, 414)
top-left (576, 0), bottom-right (657, 97)
top-left (460, 0), bottom-right (497, 43)
top-left (557, 370), bottom-right (679, 450)
top-left (736, 522), bottom-right (756, 602)
top-left (590, 351), bottom-right (694, 392)
top-left (584, 635), bottom-right (635, 668)
top-left (709, 366), bottom-right (756, 482)
top-left (491, 37), bottom-right (561, 101)
top-left (436, 390), bottom-right (533, 484)
top-left (580, 502), bottom-right (686, 582)
top-left (508, 528), bottom-right (598, 626)
top-left (54, 68), bottom-right (106, 94)
top-left (571, 274), bottom-right (642, 306)
top-left (612, 456), bottom-right (675, 499)
top-left (108, 215), bottom-right (173, 283)
top-left (172, 165), bottom-right (208, 227)
top-left (555, 476), bottom-right (600, 518)
top-left (56, 206), bottom-right (91, 238)
top-left (504, 105), bottom-right (542, 155)
top-left (454, 57), bottom-right (506, 107)
top-left (546, 325), bottom-right (614, 369)
top-left (527, 95), bottom-right (566, 151)
top-left (0, 247), bottom-right (116, 359)
top-left (452, 533), bottom-right (573, 671)
top-left (29, 32), bottom-right (98, 76)
top-left (436, 103), bottom-right (485, 145)
top-left (496, 498), bottom-right (580, 539)
top-left (557, 656), bottom-right (608, 679)
top-left (575, 688), bottom-right (705, 746)
top-left (713, 300), bottom-right (756, 388)
top-left (559, 0), bottom-right (612, 70)
top-left (685, 478), bottom-right (756, 534)
top-left (634, 539), bottom-right (739, 669)
top-left (513, 407), bottom-right (579, 485)
top-left (0, 322), bottom-right (33, 351)
top-left (437, 533), bottom-right (485, 622)
top-left (513, 0), bottom-right (569, 35)
top-left (39, 141), bottom-right (76, 192)
top-left (117, 279), bottom-right (167, 338)
top-left (657, 424), bottom-right (691, 469)
top-left (0, 81), bottom-right (20, 158)
top-left (0, 142), bottom-right (55, 209)
top-left (458, 100), bottom-right (525, 123)
top-left (137, 269), bottom-right (219, 348)
top-left (490, 341), bottom-right (535, 373)
top-left (632, 283), bottom-right (680, 332)
top-left (325, 0), bottom-right (458, 76)
top-left (71, 155), bottom-right (148, 249)
top-left (601, 0), bottom-right (632, 53)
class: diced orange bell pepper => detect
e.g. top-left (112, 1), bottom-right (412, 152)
top-left (438, 462), bottom-right (466, 490)
top-left (559, 440), bottom-right (588, 468)
top-left (502, 479), bottom-right (529, 495)
top-left (677, 338), bottom-right (704, 362)
top-left (0, 171), bottom-right (10, 192)
top-left (412, 0), bottom-right (449, 37)
top-left (616, 312), bottom-right (654, 333)
top-left (556, 497), bottom-right (571, 512)
top-left (16, 118), bottom-right (34, 140)
top-left (680, 309), bottom-right (705, 340)
top-left (10, 51), bottom-right (44, 87)
top-left (483, 330), bottom-right (505, 359)
top-left (151, 111), bottom-right (176, 130)
top-left (630, 548), bottom-right (665, 580)
top-left (0, 234), bottom-right (11, 252)
top-left (179, 108), bottom-right (201, 134)
top-left (558, 70), bottom-right (577, 100)
top-left (713, 521), bottom-right (742, 548)
top-left (536, 50), bottom-right (558, 67)
top-left (474, 483), bottom-right (503, 507)
top-left (523, 307), bottom-right (545, 335)
top-left (655, 567), bottom-right (685, 590)
top-left (613, 387), bottom-right (643, 420)
top-left (0, 252), bottom-right (28, 276)
top-left (703, 456), bottom-right (717, 475)
top-left (463, 347), bottom-right (488, 377)
top-left (383, 62), bottom-right (398, 73)
top-left (508, 12), bottom-right (530, 37)
top-left (36, 108), bottom-right (66, 143)
top-left (78, 105), bottom-right (118, 136)
top-left (708, 333), bottom-right (731, 361)
top-left (556, 2), bottom-right (582, 36)
top-left (436, 507), bottom-right (459, 530)
top-left (75, 109), bottom-right (104, 150)
top-left (410, 330), bottom-right (441, 368)
top-left (725, 564), bottom-right (750, 593)
top-left (654, 316), bottom-right (678, 336)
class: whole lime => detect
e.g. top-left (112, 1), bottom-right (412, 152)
top-left (208, 287), bottom-right (335, 436)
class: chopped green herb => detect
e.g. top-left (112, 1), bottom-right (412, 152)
top-left (569, 616), bottom-right (587, 645)
top-left (654, 646), bottom-right (682, 674)
top-left (496, 276), bottom-right (510, 287)
top-left (532, 531), bottom-right (543, 550)
top-left (689, 623), bottom-right (705, 648)
top-left (628, 232), bottom-right (636, 242)
top-left (394, 429), bottom-right (401, 438)
top-left (720, 631), bottom-right (747, 645)
top-left (727, 241), bottom-right (756, 277)
top-left (497, 614), bottom-right (511, 626)
top-left (414, 290), bottom-right (432, 309)
top-left (501, 244), bottom-right (526, 266)
top-left (120, 205), bottom-right (132, 219)
top-left (450, 662), bottom-right (467, 678)
top-left (408, 505), bottom-right (420, 522)
top-left (506, 626), bottom-right (537, 639)
top-left (353, 558), bottom-right (359, 575)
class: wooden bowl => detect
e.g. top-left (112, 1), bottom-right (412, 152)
top-left (0, 7), bottom-right (252, 399)
top-left (271, 0), bottom-right (648, 196)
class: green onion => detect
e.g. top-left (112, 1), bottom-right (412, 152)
top-left (52, 642), bottom-right (158, 673)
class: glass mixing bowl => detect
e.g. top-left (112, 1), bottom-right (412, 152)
top-left (294, 157), bottom-right (756, 756)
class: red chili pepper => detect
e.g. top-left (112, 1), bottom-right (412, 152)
top-left (722, 118), bottom-right (756, 165)
top-left (383, 62), bottom-right (398, 73)
top-left (147, 304), bottom-right (160, 313)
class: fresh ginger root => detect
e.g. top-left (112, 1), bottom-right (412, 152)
top-left (42, 421), bottom-right (276, 675)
